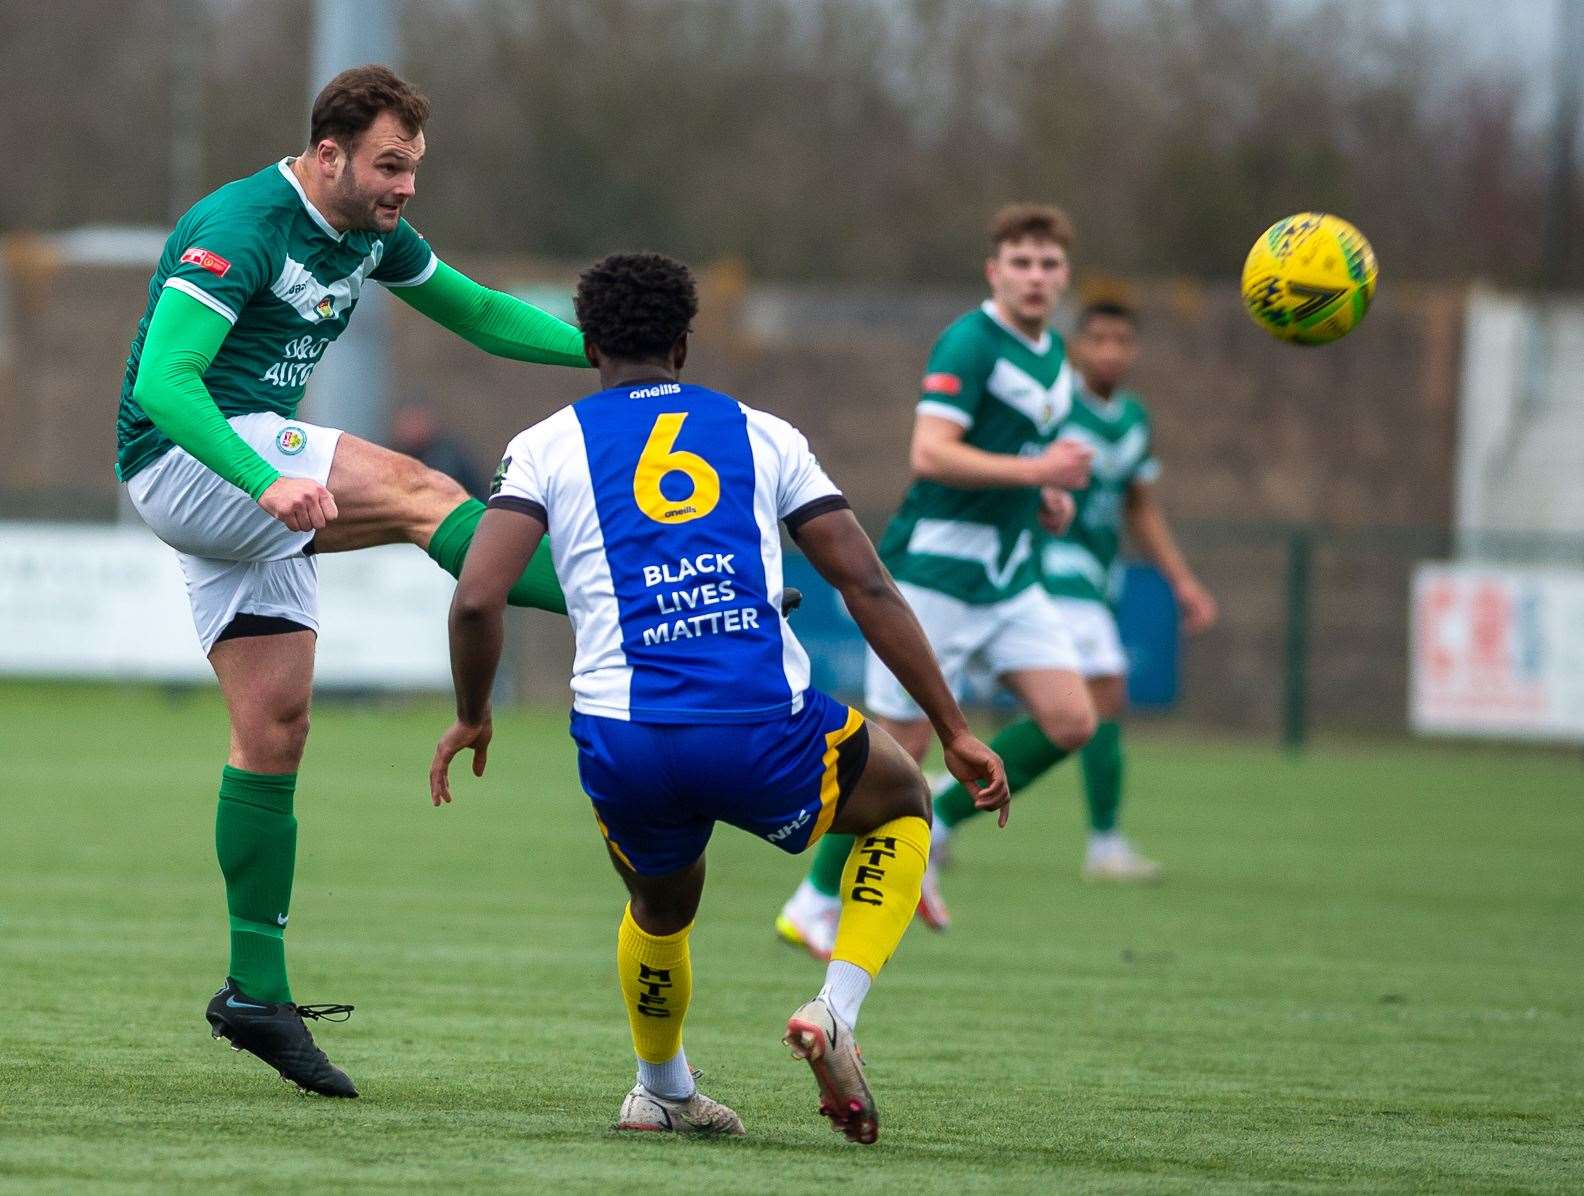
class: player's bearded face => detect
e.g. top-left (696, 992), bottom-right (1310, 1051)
top-left (988, 238), bottom-right (1069, 328)
top-left (332, 116), bottom-right (424, 233)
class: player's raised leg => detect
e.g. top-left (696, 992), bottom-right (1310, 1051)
top-left (785, 720), bottom-right (933, 1145)
top-left (310, 433), bottom-right (564, 612)
top-left (202, 626), bottom-right (357, 1097)
top-left (777, 712), bottom-right (930, 955)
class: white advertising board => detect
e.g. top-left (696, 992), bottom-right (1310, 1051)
top-left (1411, 563), bottom-right (1584, 743)
top-left (0, 522), bottom-right (454, 688)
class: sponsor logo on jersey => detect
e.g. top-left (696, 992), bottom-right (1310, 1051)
top-left (490, 456), bottom-right (511, 497)
top-left (179, 246), bottom-right (231, 277)
top-left (922, 372), bottom-right (963, 396)
top-left (628, 383), bottom-right (682, 399)
top-left (314, 295), bottom-right (336, 320)
top-left (276, 426), bottom-right (308, 456)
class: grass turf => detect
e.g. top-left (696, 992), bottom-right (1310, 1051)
top-left (1, 681), bottom-right (1580, 1193)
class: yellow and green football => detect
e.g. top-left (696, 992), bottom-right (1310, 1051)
top-left (1241, 213), bottom-right (1378, 345)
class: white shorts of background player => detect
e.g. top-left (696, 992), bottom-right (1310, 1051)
top-left (862, 580), bottom-right (1081, 722)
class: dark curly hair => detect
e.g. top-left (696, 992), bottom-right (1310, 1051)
top-left (574, 253), bottom-right (698, 362)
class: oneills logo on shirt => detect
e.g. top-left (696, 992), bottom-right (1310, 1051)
top-left (179, 247), bottom-right (231, 278)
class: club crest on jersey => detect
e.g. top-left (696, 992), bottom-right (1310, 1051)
top-left (313, 295), bottom-right (336, 320)
top-left (179, 246), bottom-right (231, 277)
top-left (276, 426), bottom-right (308, 456)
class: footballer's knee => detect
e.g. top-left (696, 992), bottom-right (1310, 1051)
top-left (841, 727), bottom-right (931, 834)
top-left (396, 457), bottom-right (467, 537)
top-left (627, 894), bottom-right (695, 937)
top-left (1037, 703), bottom-right (1097, 753)
top-left (233, 704), bottom-right (310, 773)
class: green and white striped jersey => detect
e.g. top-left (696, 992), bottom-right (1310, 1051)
top-left (1040, 386), bottom-right (1158, 606)
top-left (115, 159), bottom-right (436, 482)
top-left (876, 301), bottom-right (1075, 604)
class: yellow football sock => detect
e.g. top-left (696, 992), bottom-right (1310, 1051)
top-left (830, 815), bottom-right (930, 976)
top-left (616, 904), bottom-right (692, 1064)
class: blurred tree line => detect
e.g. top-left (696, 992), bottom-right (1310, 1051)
top-left (0, 0), bottom-right (1552, 284)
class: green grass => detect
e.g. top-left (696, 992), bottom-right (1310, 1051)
top-left (2, 682), bottom-right (1581, 1193)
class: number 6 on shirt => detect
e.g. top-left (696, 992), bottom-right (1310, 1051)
top-left (633, 412), bottom-right (721, 524)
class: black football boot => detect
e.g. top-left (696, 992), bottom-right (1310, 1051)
top-left (205, 978), bottom-right (358, 1097)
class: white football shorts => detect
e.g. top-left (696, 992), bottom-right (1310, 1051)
top-left (863, 581), bottom-right (1082, 721)
top-left (126, 411), bottom-right (343, 653)
top-left (1045, 595), bottom-right (1128, 679)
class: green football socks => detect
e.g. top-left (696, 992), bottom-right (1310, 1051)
top-left (933, 718), bottom-right (1069, 828)
top-left (427, 499), bottom-right (567, 614)
top-left (806, 830), bottom-right (853, 899)
top-left (216, 766), bottom-right (298, 1004)
top-left (1081, 721), bottom-right (1124, 834)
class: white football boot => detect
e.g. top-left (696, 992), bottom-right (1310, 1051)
top-left (775, 881), bottom-right (840, 961)
top-left (1082, 833), bottom-right (1163, 883)
top-left (915, 858), bottom-right (951, 931)
top-left (784, 996), bottom-right (878, 1145)
top-left (615, 1071), bottom-right (745, 1135)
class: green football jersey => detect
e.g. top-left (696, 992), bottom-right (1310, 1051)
top-left (1040, 386), bottom-right (1158, 606)
top-left (876, 302), bottom-right (1075, 604)
top-left (115, 159), bottom-right (436, 482)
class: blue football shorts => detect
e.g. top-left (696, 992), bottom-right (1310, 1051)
top-left (569, 688), bottom-right (870, 876)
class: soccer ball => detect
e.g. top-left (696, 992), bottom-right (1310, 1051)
top-left (1241, 213), bottom-right (1378, 345)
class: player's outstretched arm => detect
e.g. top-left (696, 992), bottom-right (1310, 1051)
top-left (792, 507), bottom-right (1010, 819)
top-left (910, 414), bottom-right (1093, 491)
top-left (430, 506), bottom-right (546, 805)
top-left (392, 259), bottom-right (590, 368)
top-left (1124, 481), bottom-right (1218, 634)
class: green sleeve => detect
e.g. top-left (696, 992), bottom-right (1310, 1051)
top-left (131, 288), bottom-right (282, 500)
top-left (391, 259), bottom-right (589, 367)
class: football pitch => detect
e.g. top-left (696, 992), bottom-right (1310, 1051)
top-left (2, 682), bottom-right (1580, 1193)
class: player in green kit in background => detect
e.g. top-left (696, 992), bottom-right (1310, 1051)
top-left (777, 205), bottom-right (1099, 954)
top-left (116, 66), bottom-right (590, 1097)
top-left (928, 300), bottom-right (1219, 886)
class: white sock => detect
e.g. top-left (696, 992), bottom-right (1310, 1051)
top-left (637, 1049), bottom-right (694, 1101)
top-left (931, 817), bottom-right (953, 851)
top-left (819, 960), bottom-right (872, 1029)
top-left (1088, 829), bottom-right (1123, 853)
top-left (790, 877), bottom-right (840, 917)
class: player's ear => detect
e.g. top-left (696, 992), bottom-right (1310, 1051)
top-left (584, 338), bottom-right (601, 370)
top-left (671, 334), bottom-right (688, 373)
top-left (311, 138), bottom-right (341, 176)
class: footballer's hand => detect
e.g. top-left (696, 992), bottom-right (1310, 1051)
top-left (1029, 439), bottom-right (1093, 489)
top-left (1038, 487), bottom-right (1077, 535)
top-left (942, 732), bottom-right (1011, 827)
top-left (429, 717), bottom-right (492, 806)
top-left (1176, 577), bottom-right (1220, 635)
top-left (259, 477), bottom-right (338, 532)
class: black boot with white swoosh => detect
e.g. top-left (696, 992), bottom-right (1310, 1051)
top-left (205, 978), bottom-right (359, 1097)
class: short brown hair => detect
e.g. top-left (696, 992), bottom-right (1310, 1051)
top-left (988, 203), bottom-right (1075, 252)
top-left (309, 65), bottom-right (430, 150)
